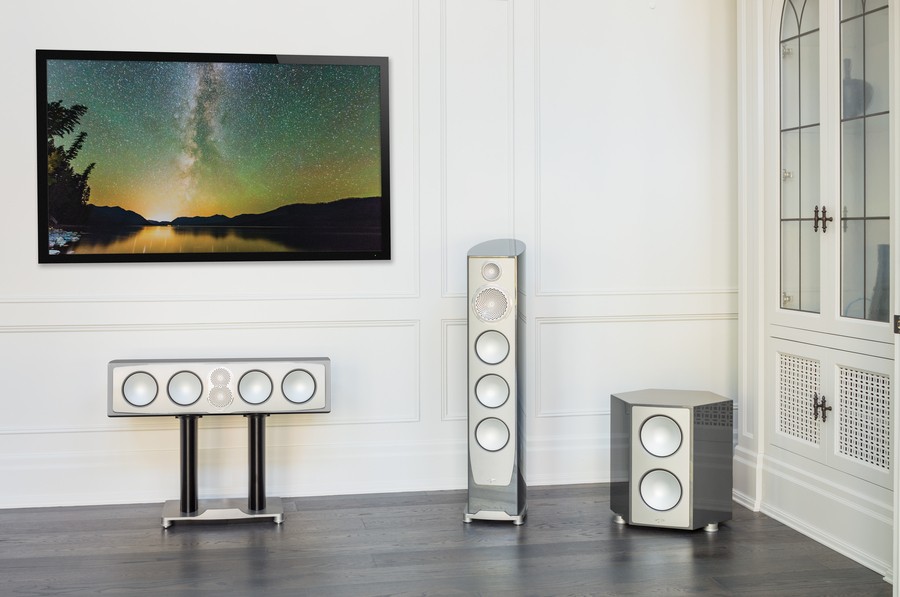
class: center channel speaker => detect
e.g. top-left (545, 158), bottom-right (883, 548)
top-left (464, 239), bottom-right (526, 525)
top-left (108, 357), bottom-right (330, 416)
top-left (610, 389), bottom-right (732, 531)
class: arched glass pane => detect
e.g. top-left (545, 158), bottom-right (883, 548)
top-left (799, 0), bottom-right (820, 34)
top-left (780, 0), bottom-right (820, 313)
top-left (782, 0), bottom-right (800, 40)
top-left (841, 0), bottom-right (864, 19)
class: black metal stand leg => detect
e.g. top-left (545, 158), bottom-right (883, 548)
top-left (178, 415), bottom-right (200, 514)
top-left (247, 414), bottom-right (268, 511)
top-left (162, 413), bottom-right (282, 527)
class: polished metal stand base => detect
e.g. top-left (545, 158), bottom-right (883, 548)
top-left (463, 508), bottom-right (526, 526)
top-left (611, 513), bottom-right (721, 533)
top-left (162, 497), bottom-right (284, 528)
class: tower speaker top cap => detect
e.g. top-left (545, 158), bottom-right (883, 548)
top-left (468, 239), bottom-right (525, 259)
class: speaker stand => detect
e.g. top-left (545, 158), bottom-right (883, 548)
top-left (463, 508), bottom-right (526, 526)
top-left (162, 414), bottom-right (284, 528)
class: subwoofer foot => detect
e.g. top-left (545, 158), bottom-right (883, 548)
top-left (613, 514), bottom-right (627, 525)
top-left (703, 522), bottom-right (719, 533)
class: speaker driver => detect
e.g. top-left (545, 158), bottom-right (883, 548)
top-left (123, 371), bottom-right (158, 407)
top-left (475, 330), bottom-right (510, 365)
top-left (167, 371), bottom-right (202, 406)
top-left (639, 415), bottom-right (683, 457)
top-left (208, 386), bottom-right (234, 408)
top-left (481, 262), bottom-right (501, 281)
top-left (210, 367), bottom-right (231, 386)
top-left (640, 469), bottom-right (682, 511)
top-left (475, 374), bottom-right (510, 408)
top-left (283, 369), bottom-right (316, 404)
top-left (238, 370), bottom-right (273, 405)
top-left (473, 286), bottom-right (510, 322)
top-left (475, 417), bottom-right (510, 452)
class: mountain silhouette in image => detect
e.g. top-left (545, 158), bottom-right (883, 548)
top-left (77, 196), bottom-right (383, 231)
top-left (170, 196), bottom-right (383, 228)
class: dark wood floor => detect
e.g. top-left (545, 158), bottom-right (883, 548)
top-left (0, 484), bottom-right (891, 596)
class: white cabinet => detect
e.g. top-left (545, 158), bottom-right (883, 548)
top-left (769, 335), bottom-right (892, 490)
top-left (760, 0), bottom-right (894, 574)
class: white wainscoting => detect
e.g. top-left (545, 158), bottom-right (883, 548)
top-left (1, 0), bottom-right (738, 509)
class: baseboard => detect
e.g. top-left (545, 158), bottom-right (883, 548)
top-left (760, 454), bottom-right (892, 577)
top-left (731, 444), bottom-right (761, 510)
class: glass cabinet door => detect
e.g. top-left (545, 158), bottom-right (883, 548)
top-left (840, 0), bottom-right (890, 322)
top-left (780, 0), bottom-right (821, 313)
top-left (779, 0), bottom-right (891, 324)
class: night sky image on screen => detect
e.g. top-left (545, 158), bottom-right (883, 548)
top-left (42, 55), bottom-right (388, 260)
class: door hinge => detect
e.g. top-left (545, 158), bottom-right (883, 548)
top-left (894, 315), bottom-right (900, 334)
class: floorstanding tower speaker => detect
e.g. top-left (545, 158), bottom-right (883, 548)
top-left (464, 239), bottom-right (526, 525)
top-left (610, 389), bottom-right (732, 531)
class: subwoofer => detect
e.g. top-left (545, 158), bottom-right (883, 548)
top-left (610, 389), bottom-right (732, 531)
top-left (108, 357), bottom-right (330, 416)
top-left (464, 239), bottom-right (526, 525)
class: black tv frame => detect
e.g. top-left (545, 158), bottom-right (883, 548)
top-left (37, 49), bottom-right (390, 263)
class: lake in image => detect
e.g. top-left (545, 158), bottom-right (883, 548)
top-left (64, 225), bottom-right (381, 255)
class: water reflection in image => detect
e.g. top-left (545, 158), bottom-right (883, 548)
top-left (67, 225), bottom-right (381, 255)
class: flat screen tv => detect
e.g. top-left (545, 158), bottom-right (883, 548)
top-left (36, 49), bottom-right (390, 263)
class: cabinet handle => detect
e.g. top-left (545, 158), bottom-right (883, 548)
top-left (813, 205), bottom-right (833, 233)
top-left (813, 393), bottom-right (832, 422)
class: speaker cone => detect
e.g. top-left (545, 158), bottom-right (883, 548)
top-left (208, 387), bottom-right (234, 408)
top-left (282, 369), bottom-right (316, 404)
top-left (481, 262), bottom-right (501, 281)
top-left (168, 371), bottom-right (202, 406)
top-left (475, 417), bottom-right (510, 452)
top-left (639, 415), bottom-right (683, 457)
top-left (475, 330), bottom-right (510, 365)
top-left (475, 374), bottom-right (510, 408)
top-left (122, 371), bottom-right (157, 407)
top-left (210, 367), bottom-right (231, 387)
top-left (238, 370), bottom-right (273, 405)
top-left (640, 469), bottom-right (682, 511)
top-left (473, 286), bottom-right (510, 322)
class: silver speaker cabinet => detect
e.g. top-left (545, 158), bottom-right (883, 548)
top-left (108, 357), bottom-right (330, 527)
top-left (108, 357), bottom-right (330, 416)
top-left (464, 239), bottom-right (526, 525)
top-left (610, 389), bottom-right (732, 532)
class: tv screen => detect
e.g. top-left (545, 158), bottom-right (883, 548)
top-left (36, 49), bottom-right (390, 263)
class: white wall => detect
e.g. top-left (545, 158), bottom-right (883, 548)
top-left (0, 0), bottom-right (737, 508)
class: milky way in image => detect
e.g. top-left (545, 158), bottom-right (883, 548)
top-left (46, 58), bottom-right (383, 222)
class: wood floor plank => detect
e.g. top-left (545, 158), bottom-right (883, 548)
top-left (0, 484), bottom-right (890, 596)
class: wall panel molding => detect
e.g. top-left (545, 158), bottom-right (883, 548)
top-left (532, 0), bottom-right (737, 298)
top-left (0, 438), bottom-right (470, 509)
top-left (441, 318), bottom-right (467, 421)
top-left (5, 0), bottom-right (421, 306)
top-left (440, 0), bottom-right (516, 297)
top-left (0, 320), bottom-right (422, 429)
top-left (535, 314), bottom-right (738, 417)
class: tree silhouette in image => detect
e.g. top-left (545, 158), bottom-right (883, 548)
top-left (47, 100), bottom-right (95, 225)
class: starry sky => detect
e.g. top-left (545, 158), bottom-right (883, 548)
top-left (46, 58), bottom-right (384, 222)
